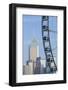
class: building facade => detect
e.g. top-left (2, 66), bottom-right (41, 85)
top-left (29, 39), bottom-right (39, 62)
top-left (40, 59), bottom-right (46, 74)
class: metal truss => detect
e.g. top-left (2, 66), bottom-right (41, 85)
top-left (42, 16), bottom-right (57, 73)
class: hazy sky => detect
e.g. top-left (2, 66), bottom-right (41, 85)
top-left (23, 15), bottom-right (57, 64)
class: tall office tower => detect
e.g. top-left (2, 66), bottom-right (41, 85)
top-left (29, 39), bottom-right (39, 62)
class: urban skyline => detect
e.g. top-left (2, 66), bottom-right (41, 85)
top-left (23, 15), bottom-right (57, 75)
top-left (23, 39), bottom-right (46, 75)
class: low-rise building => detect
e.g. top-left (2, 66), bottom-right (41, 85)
top-left (23, 60), bottom-right (34, 75)
top-left (23, 64), bottom-right (30, 75)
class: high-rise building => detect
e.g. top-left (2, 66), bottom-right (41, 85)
top-left (40, 59), bottom-right (46, 74)
top-left (34, 57), bottom-right (41, 74)
top-left (29, 39), bottom-right (39, 62)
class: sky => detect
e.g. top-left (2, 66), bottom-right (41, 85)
top-left (23, 15), bottom-right (57, 64)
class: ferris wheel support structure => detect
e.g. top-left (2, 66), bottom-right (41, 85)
top-left (42, 16), bottom-right (57, 73)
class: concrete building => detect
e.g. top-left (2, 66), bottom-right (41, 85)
top-left (28, 60), bottom-right (33, 74)
top-left (40, 59), bottom-right (46, 74)
top-left (23, 60), bottom-right (34, 75)
top-left (34, 57), bottom-right (41, 74)
top-left (23, 64), bottom-right (30, 75)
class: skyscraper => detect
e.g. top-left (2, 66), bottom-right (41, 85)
top-left (29, 39), bottom-right (39, 62)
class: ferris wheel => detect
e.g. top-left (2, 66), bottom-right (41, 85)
top-left (42, 16), bottom-right (57, 73)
